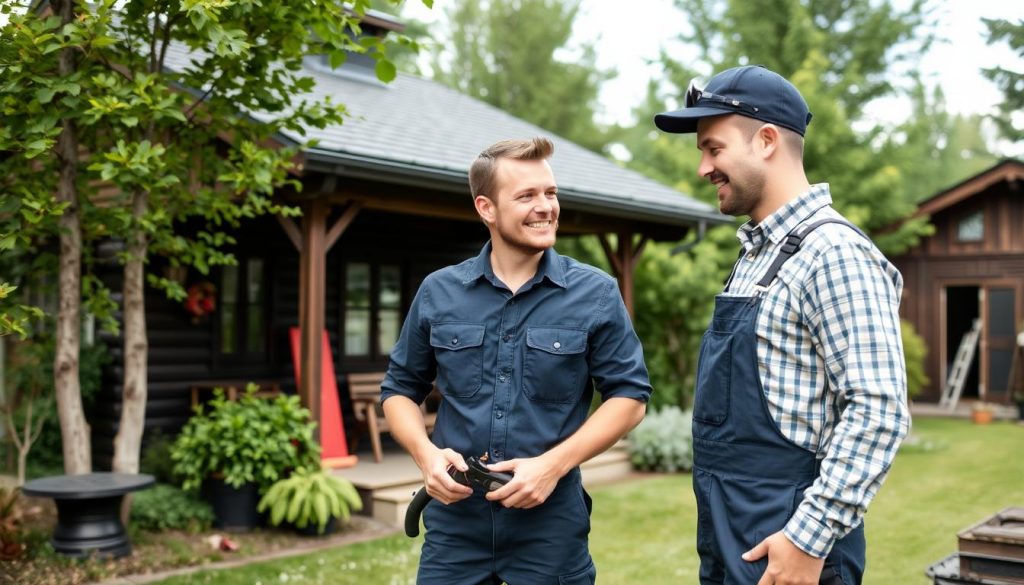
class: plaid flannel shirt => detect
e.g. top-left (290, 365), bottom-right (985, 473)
top-left (723, 184), bottom-right (910, 558)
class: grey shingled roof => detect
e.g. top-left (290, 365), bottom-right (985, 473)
top-left (298, 62), bottom-right (724, 226)
top-left (164, 42), bottom-right (725, 228)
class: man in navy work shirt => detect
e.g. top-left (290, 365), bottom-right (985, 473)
top-left (655, 65), bottom-right (908, 584)
top-left (381, 137), bottom-right (651, 585)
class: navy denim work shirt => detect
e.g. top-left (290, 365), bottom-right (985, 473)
top-left (381, 243), bottom-right (651, 463)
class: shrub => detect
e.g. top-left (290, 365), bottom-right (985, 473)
top-left (130, 483), bottom-right (214, 533)
top-left (900, 319), bottom-right (929, 401)
top-left (628, 406), bottom-right (693, 472)
top-left (170, 386), bottom-right (321, 494)
top-left (140, 429), bottom-right (178, 485)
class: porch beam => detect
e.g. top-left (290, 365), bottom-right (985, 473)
top-left (598, 232), bottom-right (645, 317)
top-left (298, 199), bottom-right (328, 439)
top-left (277, 215), bottom-right (302, 253)
top-left (324, 201), bottom-right (363, 253)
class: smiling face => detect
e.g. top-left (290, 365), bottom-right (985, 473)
top-left (476, 157), bottom-right (559, 255)
top-left (696, 114), bottom-right (768, 220)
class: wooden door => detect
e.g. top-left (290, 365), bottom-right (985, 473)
top-left (981, 284), bottom-right (1018, 401)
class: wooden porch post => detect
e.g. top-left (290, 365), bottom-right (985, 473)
top-left (284, 200), bottom-right (363, 443)
top-left (298, 200), bottom-right (328, 437)
top-left (598, 232), bottom-right (649, 317)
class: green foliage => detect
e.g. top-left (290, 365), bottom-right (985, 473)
top-left (900, 319), bottom-right (929, 401)
top-left (170, 386), bottom-right (321, 493)
top-left (2, 332), bottom-right (109, 477)
top-left (627, 406), bottom-right (693, 473)
top-left (2, 0), bottom-right (430, 479)
top-left (634, 231), bottom-right (737, 409)
top-left (140, 430), bottom-right (179, 485)
top-left (257, 466), bottom-right (363, 534)
top-left (429, 0), bottom-right (613, 152)
top-left (982, 17), bottom-right (1023, 145)
top-left (130, 483), bottom-right (215, 533)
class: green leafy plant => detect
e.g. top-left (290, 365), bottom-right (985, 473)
top-left (258, 466), bottom-right (363, 534)
top-left (140, 429), bottom-right (179, 485)
top-left (628, 406), bottom-right (693, 473)
top-left (170, 386), bottom-right (321, 494)
top-left (900, 319), bottom-right (930, 401)
top-left (130, 483), bottom-right (214, 533)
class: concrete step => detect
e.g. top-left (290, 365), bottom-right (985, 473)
top-left (366, 443), bottom-right (635, 527)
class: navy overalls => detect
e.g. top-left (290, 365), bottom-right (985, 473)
top-left (692, 219), bottom-right (866, 585)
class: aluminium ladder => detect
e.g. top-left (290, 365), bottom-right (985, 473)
top-left (940, 318), bottom-right (982, 412)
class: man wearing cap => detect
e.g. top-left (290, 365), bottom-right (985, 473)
top-left (381, 137), bottom-right (651, 584)
top-left (655, 65), bottom-right (909, 584)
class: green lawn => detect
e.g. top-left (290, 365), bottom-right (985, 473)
top-left (152, 418), bottom-right (1023, 585)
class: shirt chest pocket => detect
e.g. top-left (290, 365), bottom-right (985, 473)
top-left (430, 322), bottom-right (486, 398)
top-left (523, 327), bottom-right (588, 404)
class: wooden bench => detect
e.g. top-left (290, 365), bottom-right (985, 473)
top-left (347, 372), bottom-right (438, 463)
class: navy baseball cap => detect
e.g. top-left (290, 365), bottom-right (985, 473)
top-left (654, 65), bottom-right (812, 136)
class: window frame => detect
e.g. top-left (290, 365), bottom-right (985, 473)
top-left (955, 208), bottom-right (985, 243)
top-left (339, 259), bottom-right (407, 366)
top-left (213, 255), bottom-right (272, 366)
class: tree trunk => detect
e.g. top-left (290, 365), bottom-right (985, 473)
top-left (112, 189), bottom-right (149, 476)
top-left (53, 0), bottom-right (91, 475)
top-left (114, 190), bottom-right (149, 524)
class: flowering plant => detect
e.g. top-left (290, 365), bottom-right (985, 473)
top-left (184, 282), bottom-right (216, 318)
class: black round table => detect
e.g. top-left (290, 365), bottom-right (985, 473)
top-left (21, 472), bottom-right (155, 558)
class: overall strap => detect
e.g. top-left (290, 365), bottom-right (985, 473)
top-left (722, 247), bottom-right (746, 293)
top-left (755, 218), bottom-right (867, 289)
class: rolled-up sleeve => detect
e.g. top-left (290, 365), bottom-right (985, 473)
top-left (381, 282), bottom-right (436, 406)
top-left (587, 279), bottom-right (652, 403)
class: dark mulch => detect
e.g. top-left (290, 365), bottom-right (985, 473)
top-left (1, 494), bottom-right (394, 585)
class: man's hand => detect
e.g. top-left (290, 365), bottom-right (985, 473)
top-left (484, 455), bottom-right (563, 509)
top-left (421, 447), bottom-right (473, 505)
top-left (743, 531), bottom-right (825, 585)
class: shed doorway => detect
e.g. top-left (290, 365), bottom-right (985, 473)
top-left (945, 286), bottom-right (980, 399)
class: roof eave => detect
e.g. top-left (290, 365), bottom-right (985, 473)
top-left (302, 148), bottom-right (729, 227)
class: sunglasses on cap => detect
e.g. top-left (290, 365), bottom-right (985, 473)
top-left (686, 79), bottom-right (760, 116)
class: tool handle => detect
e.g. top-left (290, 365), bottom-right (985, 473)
top-left (404, 487), bottom-right (433, 537)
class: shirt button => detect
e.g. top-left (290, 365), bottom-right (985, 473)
top-left (450, 338), bottom-right (458, 345)
top-left (498, 375), bottom-right (507, 382)
top-left (495, 411), bottom-right (503, 419)
top-left (502, 334), bottom-right (511, 342)
top-left (553, 341), bottom-right (561, 350)
top-left (746, 252), bottom-right (755, 260)
top-left (493, 450), bottom-right (503, 458)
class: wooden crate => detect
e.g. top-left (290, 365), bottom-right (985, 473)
top-left (958, 508), bottom-right (1024, 584)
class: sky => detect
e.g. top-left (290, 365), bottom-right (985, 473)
top-left (402, 0), bottom-right (1022, 152)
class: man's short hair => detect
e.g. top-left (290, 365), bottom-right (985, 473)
top-left (469, 137), bottom-right (554, 199)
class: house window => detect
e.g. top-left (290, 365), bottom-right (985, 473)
top-left (219, 258), bottom-right (267, 357)
top-left (344, 262), bottom-right (403, 359)
top-left (957, 210), bottom-right (984, 242)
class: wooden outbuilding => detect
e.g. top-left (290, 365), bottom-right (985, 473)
top-left (891, 159), bottom-right (1024, 403)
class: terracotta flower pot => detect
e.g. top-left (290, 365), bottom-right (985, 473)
top-left (971, 405), bottom-right (994, 425)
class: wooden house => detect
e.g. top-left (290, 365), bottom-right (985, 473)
top-left (88, 12), bottom-right (727, 467)
top-left (891, 159), bottom-right (1024, 404)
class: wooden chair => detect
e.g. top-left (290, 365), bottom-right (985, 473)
top-left (347, 372), bottom-right (438, 463)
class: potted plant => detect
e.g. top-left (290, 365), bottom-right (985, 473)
top-left (970, 401), bottom-right (995, 425)
top-left (170, 385), bottom-right (321, 531)
top-left (258, 466), bottom-right (363, 536)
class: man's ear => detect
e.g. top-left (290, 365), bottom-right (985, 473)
top-left (756, 124), bottom-right (780, 158)
top-left (474, 194), bottom-right (495, 225)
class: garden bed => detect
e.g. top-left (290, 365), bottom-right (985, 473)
top-left (1, 494), bottom-right (396, 585)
